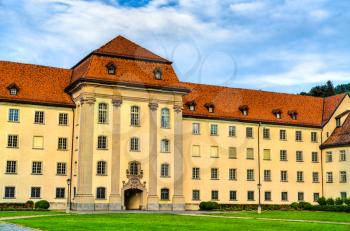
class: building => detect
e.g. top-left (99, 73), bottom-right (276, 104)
top-left (0, 35), bottom-right (349, 211)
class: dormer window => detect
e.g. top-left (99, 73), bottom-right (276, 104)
top-left (185, 101), bottom-right (196, 111)
top-left (336, 118), bottom-right (341, 127)
top-left (272, 109), bottom-right (282, 119)
top-left (154, 68), bottom-right (162, 80)
top-left (106, 63), bottom-right (116, 75)
top-left (204, 103), bottom-right (215, 113)
top-left (288, 110), bottom-right (298, 120)
top-left (7, 84), bottom-right (19, 96)
top-left (239, 105), bottom-right (249, 116)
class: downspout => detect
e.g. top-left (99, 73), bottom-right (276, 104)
top-left (320, 130), bottom-right (324, 197)
top-left (68, 107), bottom-right (76, 210)
top-left (257, 122), bottom-right (261, 213)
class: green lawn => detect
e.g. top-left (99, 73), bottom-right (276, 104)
top-left (0, 210), bottom-right (63, 218)
top-left (7, 213), bottom-right (350, 231)
top-left (218, 210), bottom-right (350, 222)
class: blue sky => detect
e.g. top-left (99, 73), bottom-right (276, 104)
top-left (0, 0), bottom-right (350, 93)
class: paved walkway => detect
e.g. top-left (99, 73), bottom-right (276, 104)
top-left (180, 213), bottom-right (350, 226)
top-left (0, 214), bottom-right (69, 221)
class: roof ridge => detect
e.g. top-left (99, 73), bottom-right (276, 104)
top-left (0, 60), bottom-right (69, 71)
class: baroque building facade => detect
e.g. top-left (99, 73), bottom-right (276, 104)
top-left (0, 35), bottom-right (349, 210)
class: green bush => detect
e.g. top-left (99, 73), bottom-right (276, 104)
top-left (290, 202), bottom-right (299, 210)
top-left (199, 201), bottom-right (218, 210)
top-left (34, 200), bottom-right (50, 210)
top-left (335, 197), bottom-right (343, 205)
top-left (317, 197), bottom-right (327, 206)
top-left (344, 198), bottom-right (350, 206)
top-left (326, 198), bottom-right (335, 205)
top-left (25, 200), bottom-right (34, 209)
top-left (298, 202), bottom-right (312, 210)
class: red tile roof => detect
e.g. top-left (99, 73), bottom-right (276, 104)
top-left (0, 61), bottom-right (74, 107)
top-left (322, 113), bottom-right (350, 148)
top-left (322, 93), bottom-right (347, 125)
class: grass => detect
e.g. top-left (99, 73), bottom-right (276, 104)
top-left (7, 213), bottom-right (350, 231)
top-left (218, 210), bottom-right (350, 222)
top-left (0, 210), bottom-right (64, 218)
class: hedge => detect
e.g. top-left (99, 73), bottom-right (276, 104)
top-left (0, 200), bottom-right (50, 211)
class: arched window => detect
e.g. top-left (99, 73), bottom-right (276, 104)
top-left (106, 63), bottom-right (116, 75)
top-left (97, 135), bottom-right (107, 149)
top-left (130, 137), bottom-right (139, 151)
top-left (129, 161), bottom-right (139, 176)
top-left (130, 106), bottom-right (140, 126)
top-left (161, 108), bottom-right (170, 128)
top-left (160, 188), bottom-right (169, 200)
top-left (98, 103), bottom-right (108, 123)
top-left (160, 139), bottom-right (170, 153)
top-left (96, 187), bottom-right (106, 199)
top-left (154, 68), bottom-right (162, 80)
top-left (160, 163), bottom-right (169, 177)
top-left (97, 161), bottom-right (106, 175)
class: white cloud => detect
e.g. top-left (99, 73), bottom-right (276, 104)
top-left (230, 1), bottom-right (265, 14)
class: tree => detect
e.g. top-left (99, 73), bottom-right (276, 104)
top-left (299, 80), bottom-right (349, 97)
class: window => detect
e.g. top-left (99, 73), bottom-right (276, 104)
top-left (210, 146), bottom-right (219, 158)
top-left (247, 191), bottom-right (254, 201)
top-left (9, 87), bottom-right (18, 95)
top-left (31, 187), bottom-right (41, 198)
top-left (161, 188), bottom-right (169, 200)
top-left (4, 187), bottom-right (15, 198)
top-left (326, 151), bottom-right (332, 162)
top-left (211, 190), bottom-right (219, 200)
top-left (106, 63), bottom-right (116, 75)
top-left (97, 161), bottom-right (107, 175)
top-left (192, 190), bottom-right (200, 201)
top-left (161, 108), bottom-right (170, 128)
top-left (313, 193), bottom-right (320, 202)
top-left (8, 109), bottom-right (19, 122)
top-left (161, 163), bottom-right (169, 177)
top-left (265, 191), bottom-right (271, 201)
top-left (56, 162), bottom-right (66, 175)
top-left (160, 139), bottom-right (170, 152)
top-left (98, 103), bottom-right (108, 123)
top-left (280, 130), bottom-right (287, 140)
top-left (7, 135), bottom-right (18, 148)
top-left (58, 137), bottom-right (68, 150)
top-left (56, 187), bottom-right (65, 198)
top-left (340, 150), bottom-right (346, 162)
top-left (297, 171), bottom-right (304, 182)
top-left (312, 152), bottom-right (318, 163)
top-left (130, 106), bottom-right (140, 126)
top-left (154, 69), bottom-right (162, 80)
top-left (32, 161), bottom-right (42, 174)
top-left (336, 118), bottom-right (341, 127)
top-left (297, 192), bottom-right (304, 201)
top-left (246, 148), bottom-right (254, 159)
top-left (192, 145), bottom-right (200, 157)
top-left (341, 192), bottom-right (347, 200)
top-left (228, 147), bottom-right (237, 159)
top-left (211, 168), bottom-right (219, 180)
top-left (296, 151), bottom-right (303, 162)
top-left (130, 137), bottom-right (139, 151)
top-left (263, 128), bottom-right (270, 139)
top-left (58, 113), bottom-right (68, 125)
top-left (263, 149), bottom-right (271, 160)
top-left (230, 191), bottom-right (237, 201)
top-left (6, 161), bottom-right (17, 174)
top-left (34, 111), bottom-right (44, 124)
top-left (281, 170), bottom-right (288, 182)
top-left (311, 132), bottom-right (317, 142)
top-left (192, 167), bottom-right (200, 179)
top-left (246, 127), bottom-right (253, 138)
top-left (97, 136), bottom-right (107, 149)
top-left (192, 123), bottom-right (200, 135)
top-left (210, 124), bottom-right (218, 136)
top-left (280, 150), bottom-right (287, 161)
top-left (326, 172), bottom-right (333, 183)
top-left (33, 136), bottom-right (44, 149)
top-left (129, 162), bottom-right (139, 176)
top-left (295, 131), bottom-right (302, 141)
top-left (264, 170), bottom-right (271, 181)
top-left (239, 105), bottom-right (249, 116)
top-left (312, 172), bottom-right (319, 183)
top-left (229, 168), bottom-right (237, 180)
top-left (96, 187), bottom-right (106, 199)
top-left (281, 192), bottom-right (288, 201)
top-left (340, 171), bottom-right (347, 183)
top-left (247, 169), bottom-right (254, 181)
top-left (228, 126), bottom-right (236, 137)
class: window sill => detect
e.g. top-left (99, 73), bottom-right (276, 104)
top-left (30, 197), bottom-right (41, 199)
top-left (160, 151), bottom-right (171, 154)
top-left (210, 134), bottom-right (219, 136)
top-left (264, 180), bottom-right (272, 182)
top-left (56, 174), bottom-right (67, 176)
top-left (313, 181), bottom-right (320, 183)
top-left (297, 181), bottom-right (304, 183)
top-left (192, 199), bottom-right (201, 201)
top-left (3, 197), bottom-right (16, 199)
top-left (4, 173), bottom-right (17, 175)
top-left (192, 134), bottom-right (201, 135)
top-left (8, 121), bottom-right (20, 123)
top-left (246, 137), bottom-right (254, 139)
top-left (160, 176), bottom-right (171, 178)
top-left (228, 158), bottom-right (237, 160)
top-left (95, 198), bottom-right (107, 200)
top-left (130, 125), bottom-right (141, 127)
top-left (31, 173), bottom-right (43, 175)
top-left (97, 174), bottom-right (108, 176)
top-left (263, 159), bottom-right (271, 161)
top-left (161, 127), bottom-right (171, 129)
top-left (97, 148), bottom-right (108, 151)
top-left (280, 139), bottom-right (287, 141)
top-left (281, 181), bottom-right (288, 183)
top-left (192, 178), bottom-right (201, 180)
top-left (295, 140), bottom-right (303, 142)
top-left (229, 179), bottom-right (237, 181)
top-left (228, 136), bottom-right (236, 138)
top-left (58, 124), bottom-right (69, 126)
top-left (326, 182), bottom-right (333, 183)
top-left (191, 156), bottom-right (201, 158)
top-left (210, 156), bottom-right (219, 158)
top-left (280, 160), bottom-right (288, 161)
top-left (34, 123), bottom-right (45, 125)
top-left (312, 161), bottom-right (319, 163)
top-left (55, 197), bottom-right (66, 199)
top-left (57, 149), bottom-right (69, 151)
top-left (229, 199), bottom-right (237, 201)
top-left (246, 158), bottom-right (254, 160)
top-left (33, 148), bottom-right (44, 150)
top-left (211, 178), bottom-right (220, 180)
top-left (247, 179), bottom-right (255, 181)
top-left (97, 122), bottom-right (109, 125)
top-left (296, 161), bottom-right (304, 163)
top-left (7, 147), bottom-right (19, 149)
top-left (263, 138), bottom-right (271, 140)
top-left (264, 199), bottom-right (272, 202)
top-left (130, 150), bottom-right (141, 152)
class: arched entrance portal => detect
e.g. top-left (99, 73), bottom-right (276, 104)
top-left (124, 188), bottom-right (142, 210)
